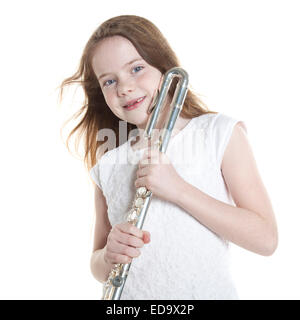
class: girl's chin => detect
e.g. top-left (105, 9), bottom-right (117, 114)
top-left (134, 117), bottom-right (149, 130)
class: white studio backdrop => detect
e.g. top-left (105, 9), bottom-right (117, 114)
top-left (0, 0), bottom-right (299, 299)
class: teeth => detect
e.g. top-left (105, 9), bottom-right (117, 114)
top-left (127, 97), bottom-right (144, 107)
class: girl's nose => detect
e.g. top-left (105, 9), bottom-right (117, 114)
top-left (118, 78), bottom-right (136, 96)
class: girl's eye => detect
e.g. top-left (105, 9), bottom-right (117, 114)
top-left (103, 79), bottom-right (115, 87)
top-left (133, 65), bottom-right (144, 73)
top-left (102, 66), bottom-right (144, 87)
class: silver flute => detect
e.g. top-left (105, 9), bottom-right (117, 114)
top-left (101, 67), bottom-right (189, 300)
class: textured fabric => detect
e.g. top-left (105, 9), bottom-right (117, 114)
top-left (90, 112), bottom-right (246, 300)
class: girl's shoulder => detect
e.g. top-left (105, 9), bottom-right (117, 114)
top-left (206, 112), bottom-right (247, 134)
top-left (191, 111), bottom-right (247, 150)
top-left (190, 112), bottom-right (219, 130)
top-left (97, 140), bottom-right (129, 166)
top-left (193, 112), bottom-right (244, 132)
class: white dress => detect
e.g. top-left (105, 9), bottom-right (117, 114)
top-left (90, 112), bottom-right (247, 300)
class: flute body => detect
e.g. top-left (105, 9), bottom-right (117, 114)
top-left (101, 67), bottom-right (189, 300)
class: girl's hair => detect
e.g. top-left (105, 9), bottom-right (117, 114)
top-left (58, 15), bottom-right (217, 171)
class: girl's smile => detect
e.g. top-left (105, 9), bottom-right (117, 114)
top-left (123, 96), bottom-right (146, 111)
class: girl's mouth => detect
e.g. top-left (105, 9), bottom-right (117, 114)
top-left (124, 96), bottom-right (146, 111)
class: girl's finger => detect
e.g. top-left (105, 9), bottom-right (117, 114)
top-left (114, 228), bottom-right (145, 248)
top-left (116, 222), bottom-right (144, 239)
top-left (140, 153), bottom-right (160, 165)
top-left (137, 167), bottom-right (147, 178)
top-left (135, 177), bottom-right (147, 189)
top-left (143, 147), bottom-right (159, 158)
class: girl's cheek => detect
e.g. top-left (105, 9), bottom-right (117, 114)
top-left (103, 92), bottom-right (112, 105)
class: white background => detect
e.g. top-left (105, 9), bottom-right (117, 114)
top-left (0, 0), bottom-right (299, 299)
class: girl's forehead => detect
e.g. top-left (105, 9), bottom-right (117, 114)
top-left (96, 36), bottom-right (138, 56)
top-left (92, 37), bottom-right (143, 73)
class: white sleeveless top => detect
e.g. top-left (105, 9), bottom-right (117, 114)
top-left (90, 112), bottom-right (246, 300)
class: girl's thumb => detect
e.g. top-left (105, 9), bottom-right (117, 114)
top-left (143, 231), bottom-right (151, 243)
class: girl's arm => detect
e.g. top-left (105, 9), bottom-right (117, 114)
top-left (91, 246), bottom-right (115, 284)
top-left (90, 185), bottom-right (114, 283)
top-left (174, 123), bottom-right (278, 256)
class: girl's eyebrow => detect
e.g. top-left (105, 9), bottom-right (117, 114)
top-left (97, 58), bottom-right (143, 80)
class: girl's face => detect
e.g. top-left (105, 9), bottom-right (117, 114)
top-left (92, 36), bottom-right (165, 130)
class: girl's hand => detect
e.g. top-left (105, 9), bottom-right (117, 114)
top-left (104, 222), bottom-right (151, 265)
top-left (135, 146), bottom-right (184, 203)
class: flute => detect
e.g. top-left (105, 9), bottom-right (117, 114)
top-left (101, 67), bottom-right (189, 300)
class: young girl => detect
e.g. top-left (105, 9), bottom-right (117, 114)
top-left (59, 15), bottom-right (278, 300)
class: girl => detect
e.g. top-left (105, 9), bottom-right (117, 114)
top-left (59, 15), bottom-right (278, 300)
